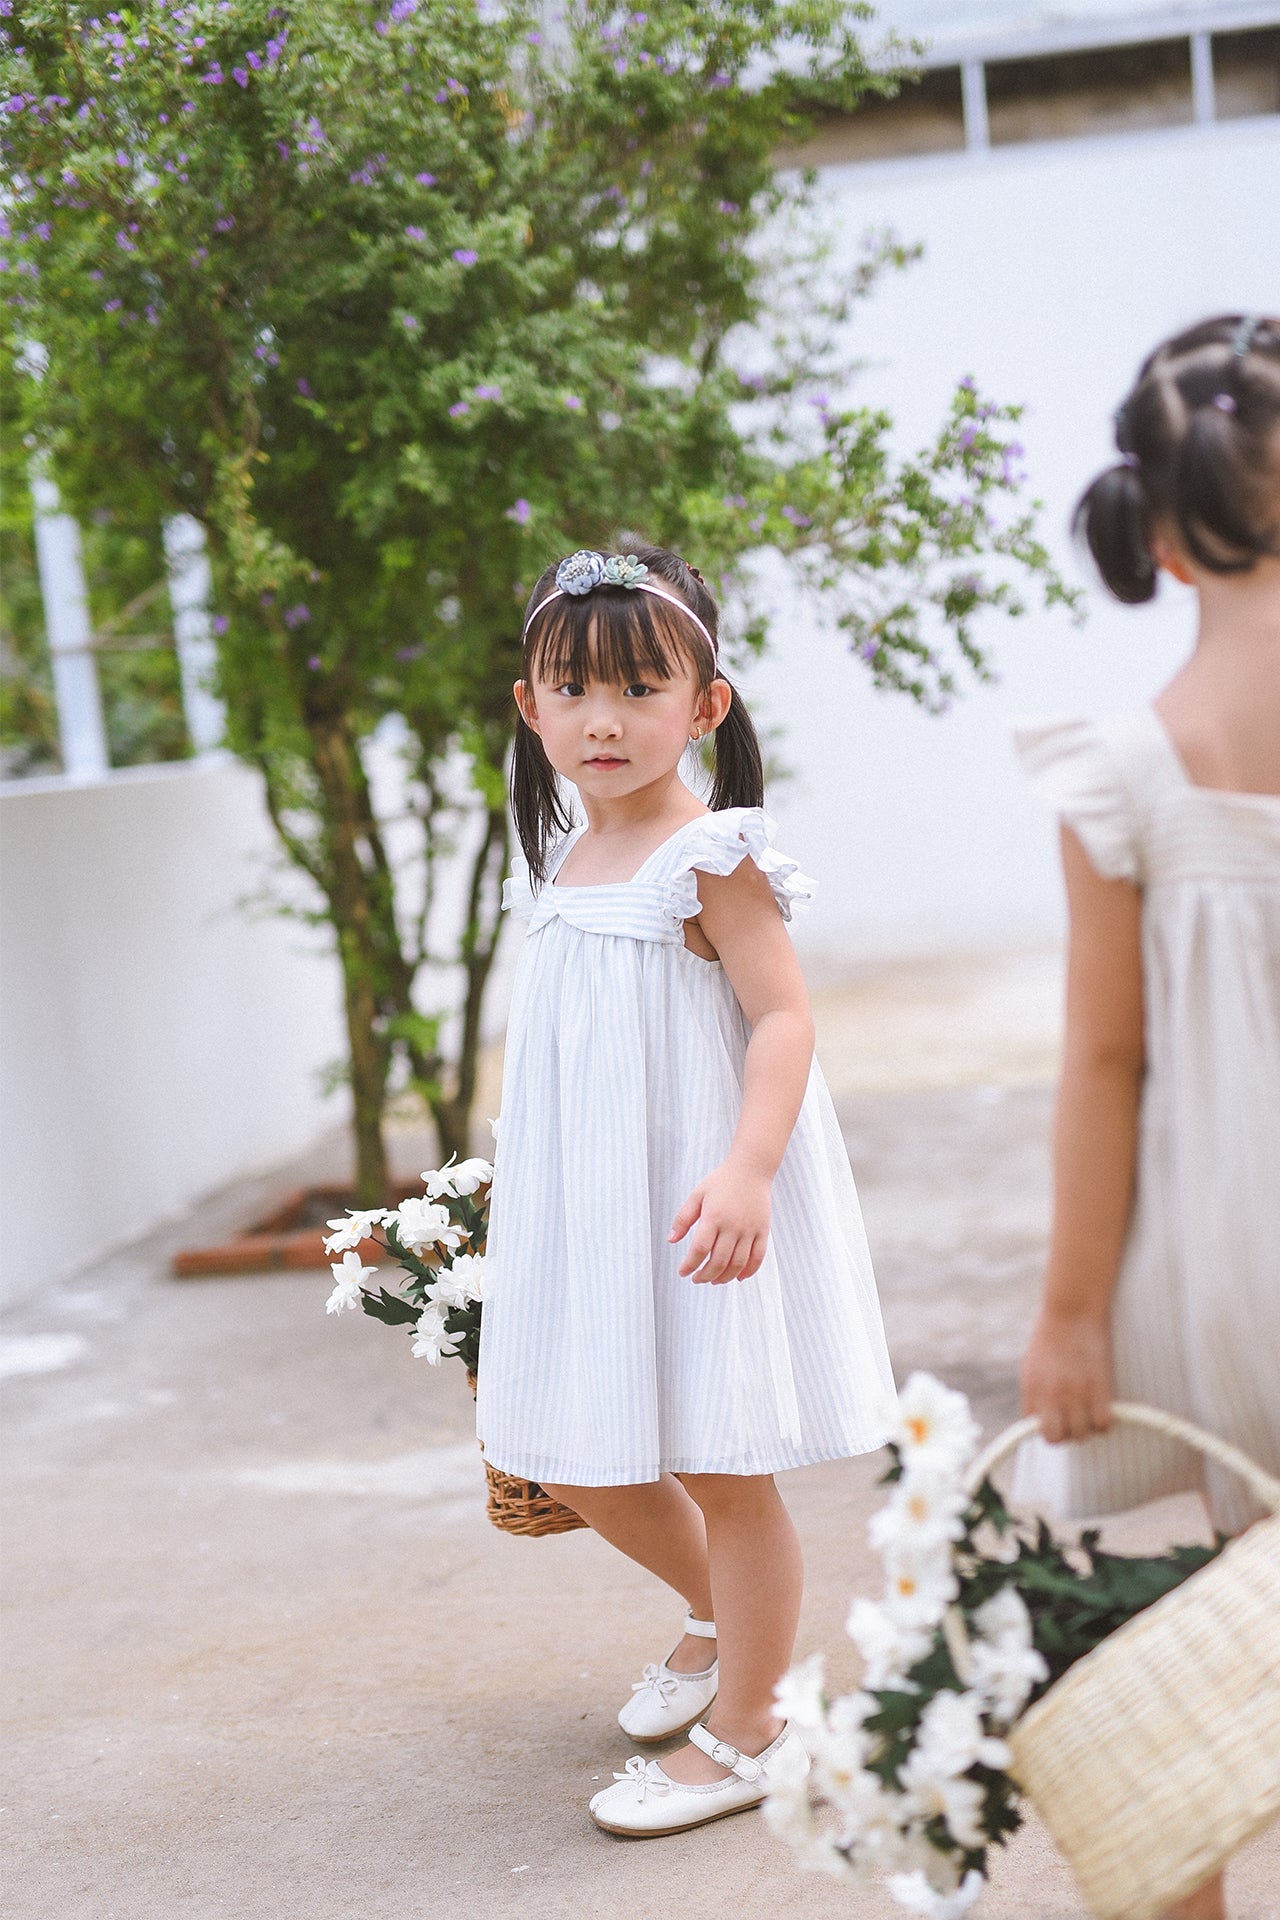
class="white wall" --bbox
[738,116,1280,967]
[0,757,345,1304]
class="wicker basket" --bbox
[465,1373,587,1538]
[964,1404,1280,1920]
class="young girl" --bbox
[1016,315,1280,1920]
[476,543,896,1837]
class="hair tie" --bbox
[1120,450,1141,469]
[1212,392,1237,414]
[1231,315,1262,358]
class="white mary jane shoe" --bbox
[616,1613,718,1743]
[589,1719,809,1838]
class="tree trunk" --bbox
[307,713,401,1203]
[430,802,509,1159]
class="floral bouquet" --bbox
[765,1374,1222,1918]
[321,1153,494,1376]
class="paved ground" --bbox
[4,955,1277,1920]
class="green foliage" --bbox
[3,0,1078,1187]
[0,448,189,773]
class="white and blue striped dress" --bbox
[475,807,896,1487]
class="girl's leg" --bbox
[541,1473,716,1674]
[1162,1875,1225,1920]
[658,1472,803,1786]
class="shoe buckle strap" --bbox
[683,1613,717,1640]
[688,1721,765,1783]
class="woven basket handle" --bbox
[964,1402,1280,1513]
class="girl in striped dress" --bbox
[1017,316,1280,1920]
[476,544,895,1838]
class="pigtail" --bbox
[1077,313,1280,604]
[709,682,765,811]
[1073,463,1156,605]
[510,712,574,884]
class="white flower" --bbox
[773,1652,827,1731]
[882,1543,959,1631]
[913,1689,1012,1779]
[420,1154,493,1199]
[893,1374,980,1476]
[390,1196,464,1253]
[968,1587,1048,1725]
[885,1866,986,1919]
[430,1252,486,1311]
[325,1248,378,1313]
[898,1757,989,1851]
[846,1596,931,1690]
[761,1778,852,1878]
[870,1468,969,1555]
[322,1207,389,1255]
[409,1303,458,1364]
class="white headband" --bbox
[522,551,718,663]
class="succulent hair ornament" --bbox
[524,549,718,659]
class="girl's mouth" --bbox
[585,755,627,768]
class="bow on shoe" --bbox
[630,1662,680,1706]
[612,1755,671,1803]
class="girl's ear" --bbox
[1152,532,1195,587]
[513,679,541,733]
[700,678,734,734]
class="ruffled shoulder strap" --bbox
[655,807,814,925]
[1012,716,1145,883]
[501,850,537,922]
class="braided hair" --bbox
[1076,314,1280,603]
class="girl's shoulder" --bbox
[655,806,815,924]
[1011,710,1177,884]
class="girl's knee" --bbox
[679,1471,778,1516]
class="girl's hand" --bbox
[669,1160,771,1284]
[1020,1308,1114,1444]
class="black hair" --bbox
[510,544,764,882]
[1075,314,1280,603]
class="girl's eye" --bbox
[555,682,585,698]
[623,683,654,698]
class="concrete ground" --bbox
[4,953,1277,1920]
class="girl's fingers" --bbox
[678,1235,712,1278]
[668,1192,703,1244]
[741,1233,768,1278]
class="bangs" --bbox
[525,590,709,688]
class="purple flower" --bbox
[415,171,436,185]
[404,224,426,241]
[297,377,313,396]
[451,248,477,266]
[115,150,130,166]
[474,383,502,401]
[246,51,262,69]
[780,505,811,527]
[202,65,224,84]
[614,56,627,75]
[395,644,423,661]
[717,200,739,215]
[390,0,417,17]
[563,394,583,410]
[307,655,322,670]
[958,375,975,392]
[709,70,731,88]
[505,498,532,526]
[284,604,311,628]
[860,640,877,662]
[231,66,249,86]
[212,614,230,635]
[448,401,470,417]
[401,314,419,330]
[958,425,977,450]
[213,215,235,232]
[104,298,122,311]
[527,30,542,43]
[115,230,136,250]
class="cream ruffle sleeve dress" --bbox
[475,807,896,1488]
[1013,708,1280,1534]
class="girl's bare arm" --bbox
[669,861,814,1285]
[1021,825,1145,1441]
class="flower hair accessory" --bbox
[524,549,718,660]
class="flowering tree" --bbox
[2,0,1074,1199]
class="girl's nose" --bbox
[585,701,623,738]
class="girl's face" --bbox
[516,647,723,804]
